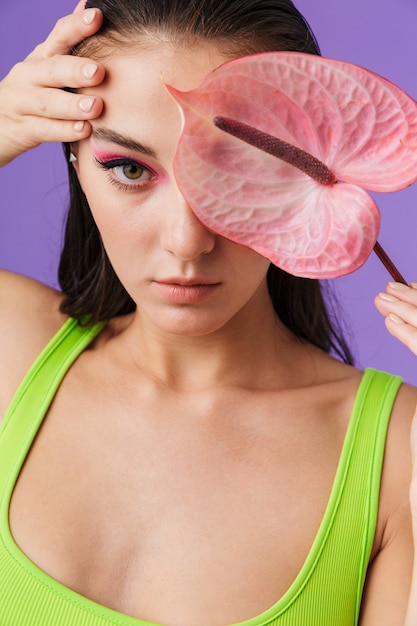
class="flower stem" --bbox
[373,241,407,284]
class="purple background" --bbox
[1,0,417,382]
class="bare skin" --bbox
[2,273,415,626]
[375,282,417,356]
[375,282,417,626]
[0,7,416,626]
[0,2,104,168]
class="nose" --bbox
[160,187,216,260]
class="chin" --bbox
[140,306,236,338]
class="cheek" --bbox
[232,246,271,279]
[76,169,148,243]
[223,244,271,299]
[76,152,162,233]
[91,205,155,261]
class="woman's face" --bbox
[74,41,272,337]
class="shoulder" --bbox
[378,379,416,532]
[0,269,66,418]
[366,375,416,532]
[315,359,415,530]
[383,379,416,494]
[358,378,416,624]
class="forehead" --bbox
[88,42,230,140]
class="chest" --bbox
[8,376,348,625]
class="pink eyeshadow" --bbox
[90,145,127,162]
[90,143,168,184]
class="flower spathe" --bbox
[166,52,417,279]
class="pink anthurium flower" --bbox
[166,52,417,279]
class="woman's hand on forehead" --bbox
[0,6,105,167]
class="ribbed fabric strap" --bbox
[0,319,402,625]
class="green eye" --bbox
[122,163,145,180]
[95,157,156,190]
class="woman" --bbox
[0,1,416,624]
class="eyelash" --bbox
[94,157,156,192]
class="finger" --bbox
[375,296,417,345]
[20,116,94,148]
[386,281,417,304]
[6,56,105,124]
[384,315,417,356]
[13,86,103,123]
[0,117,94,166]
[375,294,417,327]
[10,54,105,94]
[28,8,103,60]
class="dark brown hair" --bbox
[59,0,354,364]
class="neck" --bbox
[113,296,299,392]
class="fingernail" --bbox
[411,282,417,290]
[73,121,85,132]
[83,63,98,79]
[389,313,405,324]
[388,281,410,291]
[379,293,399,302]
[79,97,95,112]
[82,8,96,25]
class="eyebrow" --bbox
[91,127,158,159]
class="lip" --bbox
[153,278,221,304]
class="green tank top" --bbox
[0,317,402,626]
